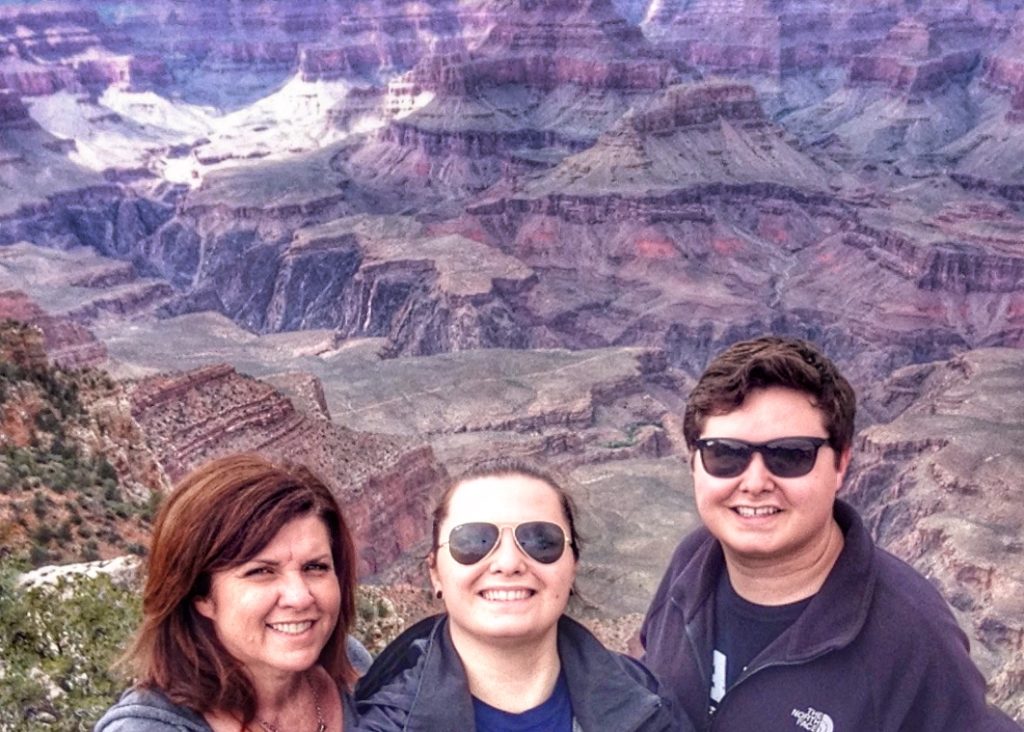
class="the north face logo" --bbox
[791,707,834,732]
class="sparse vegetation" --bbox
[0,326,156,568]
[600,420,663,449]
[0,559,139,731]
[0,557,408,731]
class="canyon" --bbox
[0,0,1022,724]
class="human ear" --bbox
[834,446,853,491]
[427,551,442,597]
[194,595,215,620]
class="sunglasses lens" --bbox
[762,439,822,478]
[447,523,499,565]
[514,521,568,564]
[699,439,753,478]
[698,438,825,478]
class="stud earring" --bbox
[435,589,443,600]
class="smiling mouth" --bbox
[480,589,534,602]
[267,621,314,635]
[733,506,781,517]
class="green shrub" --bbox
[0,560,140,730]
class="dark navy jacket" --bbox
[356,613,693,732]
[641,500,1021,732]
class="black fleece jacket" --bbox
[641,500,1021,732]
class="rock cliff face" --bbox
[508,80,837,200]
[846,348,1024,719]
[642,0,902,77]
[129,363,447,574]
[339,0,681,196]
[0,290,106,369]
[0,5,167,97]
[847,18,980,97]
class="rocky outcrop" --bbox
[129,363,447,574]
[0,5,168,95]
[979,11,1024,121]
[17,555,141,591]
[339,0,680,196]
[0,185,177,254]
[846,348,1024,719]
[497,80,837,203]
[0,90,31,126]
[842,226,1024,295]
[0,290,106,369]
[0,316,48,371]
[158,211,538,356]
[642,1,902,77]
[848,19,980,97]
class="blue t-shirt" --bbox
[472,670,573,732]
[710,570,811,713]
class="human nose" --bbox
[738,452,775,493]
[279,571,315,606]
[488,527,525,573]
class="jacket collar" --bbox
[360,613,666,731]
[556,615,665,730]
[668,499,877,662]
[404,617,477,730]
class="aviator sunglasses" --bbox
[695,436,828,479]
[439,521,571,565]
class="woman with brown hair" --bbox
[95,453,365,732]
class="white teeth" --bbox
[481,589,532,601]
[735,506,781,517]
[268,621,313,634]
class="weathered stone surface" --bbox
[129,363,447,574]
[18,556,141,592]
[846,348,1024,718]
[0,290,106,369]
[337,0,682,197]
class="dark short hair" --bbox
[124,453,358,724]
[683,336,856,463]
[430,459,581,561]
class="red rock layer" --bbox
[129,364,447,575]
[0,290,107,369]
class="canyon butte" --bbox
[0,0,1022,723]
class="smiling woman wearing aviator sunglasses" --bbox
[354,460,690,732]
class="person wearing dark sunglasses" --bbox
[355,460,690,732]
[640,336,1021,731]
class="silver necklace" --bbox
[256,672,326,732]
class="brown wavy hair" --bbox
[683,336,856,465]
[123,453,358,724]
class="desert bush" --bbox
[0,561,139,731]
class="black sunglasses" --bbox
[439,521,571,565]
[695,437,828,479]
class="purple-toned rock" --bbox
[847,348,1024,719]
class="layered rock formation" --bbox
[129,363,447,573]
[642,0,902,77]
[0,290,106,369]
[0,321,167,565]
[846,348,1024,719]
[0,6,139,96]
[513,80,838,199]
[339,0,682,196]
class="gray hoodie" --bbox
[94,636,371,731]
[92,688,212,732]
